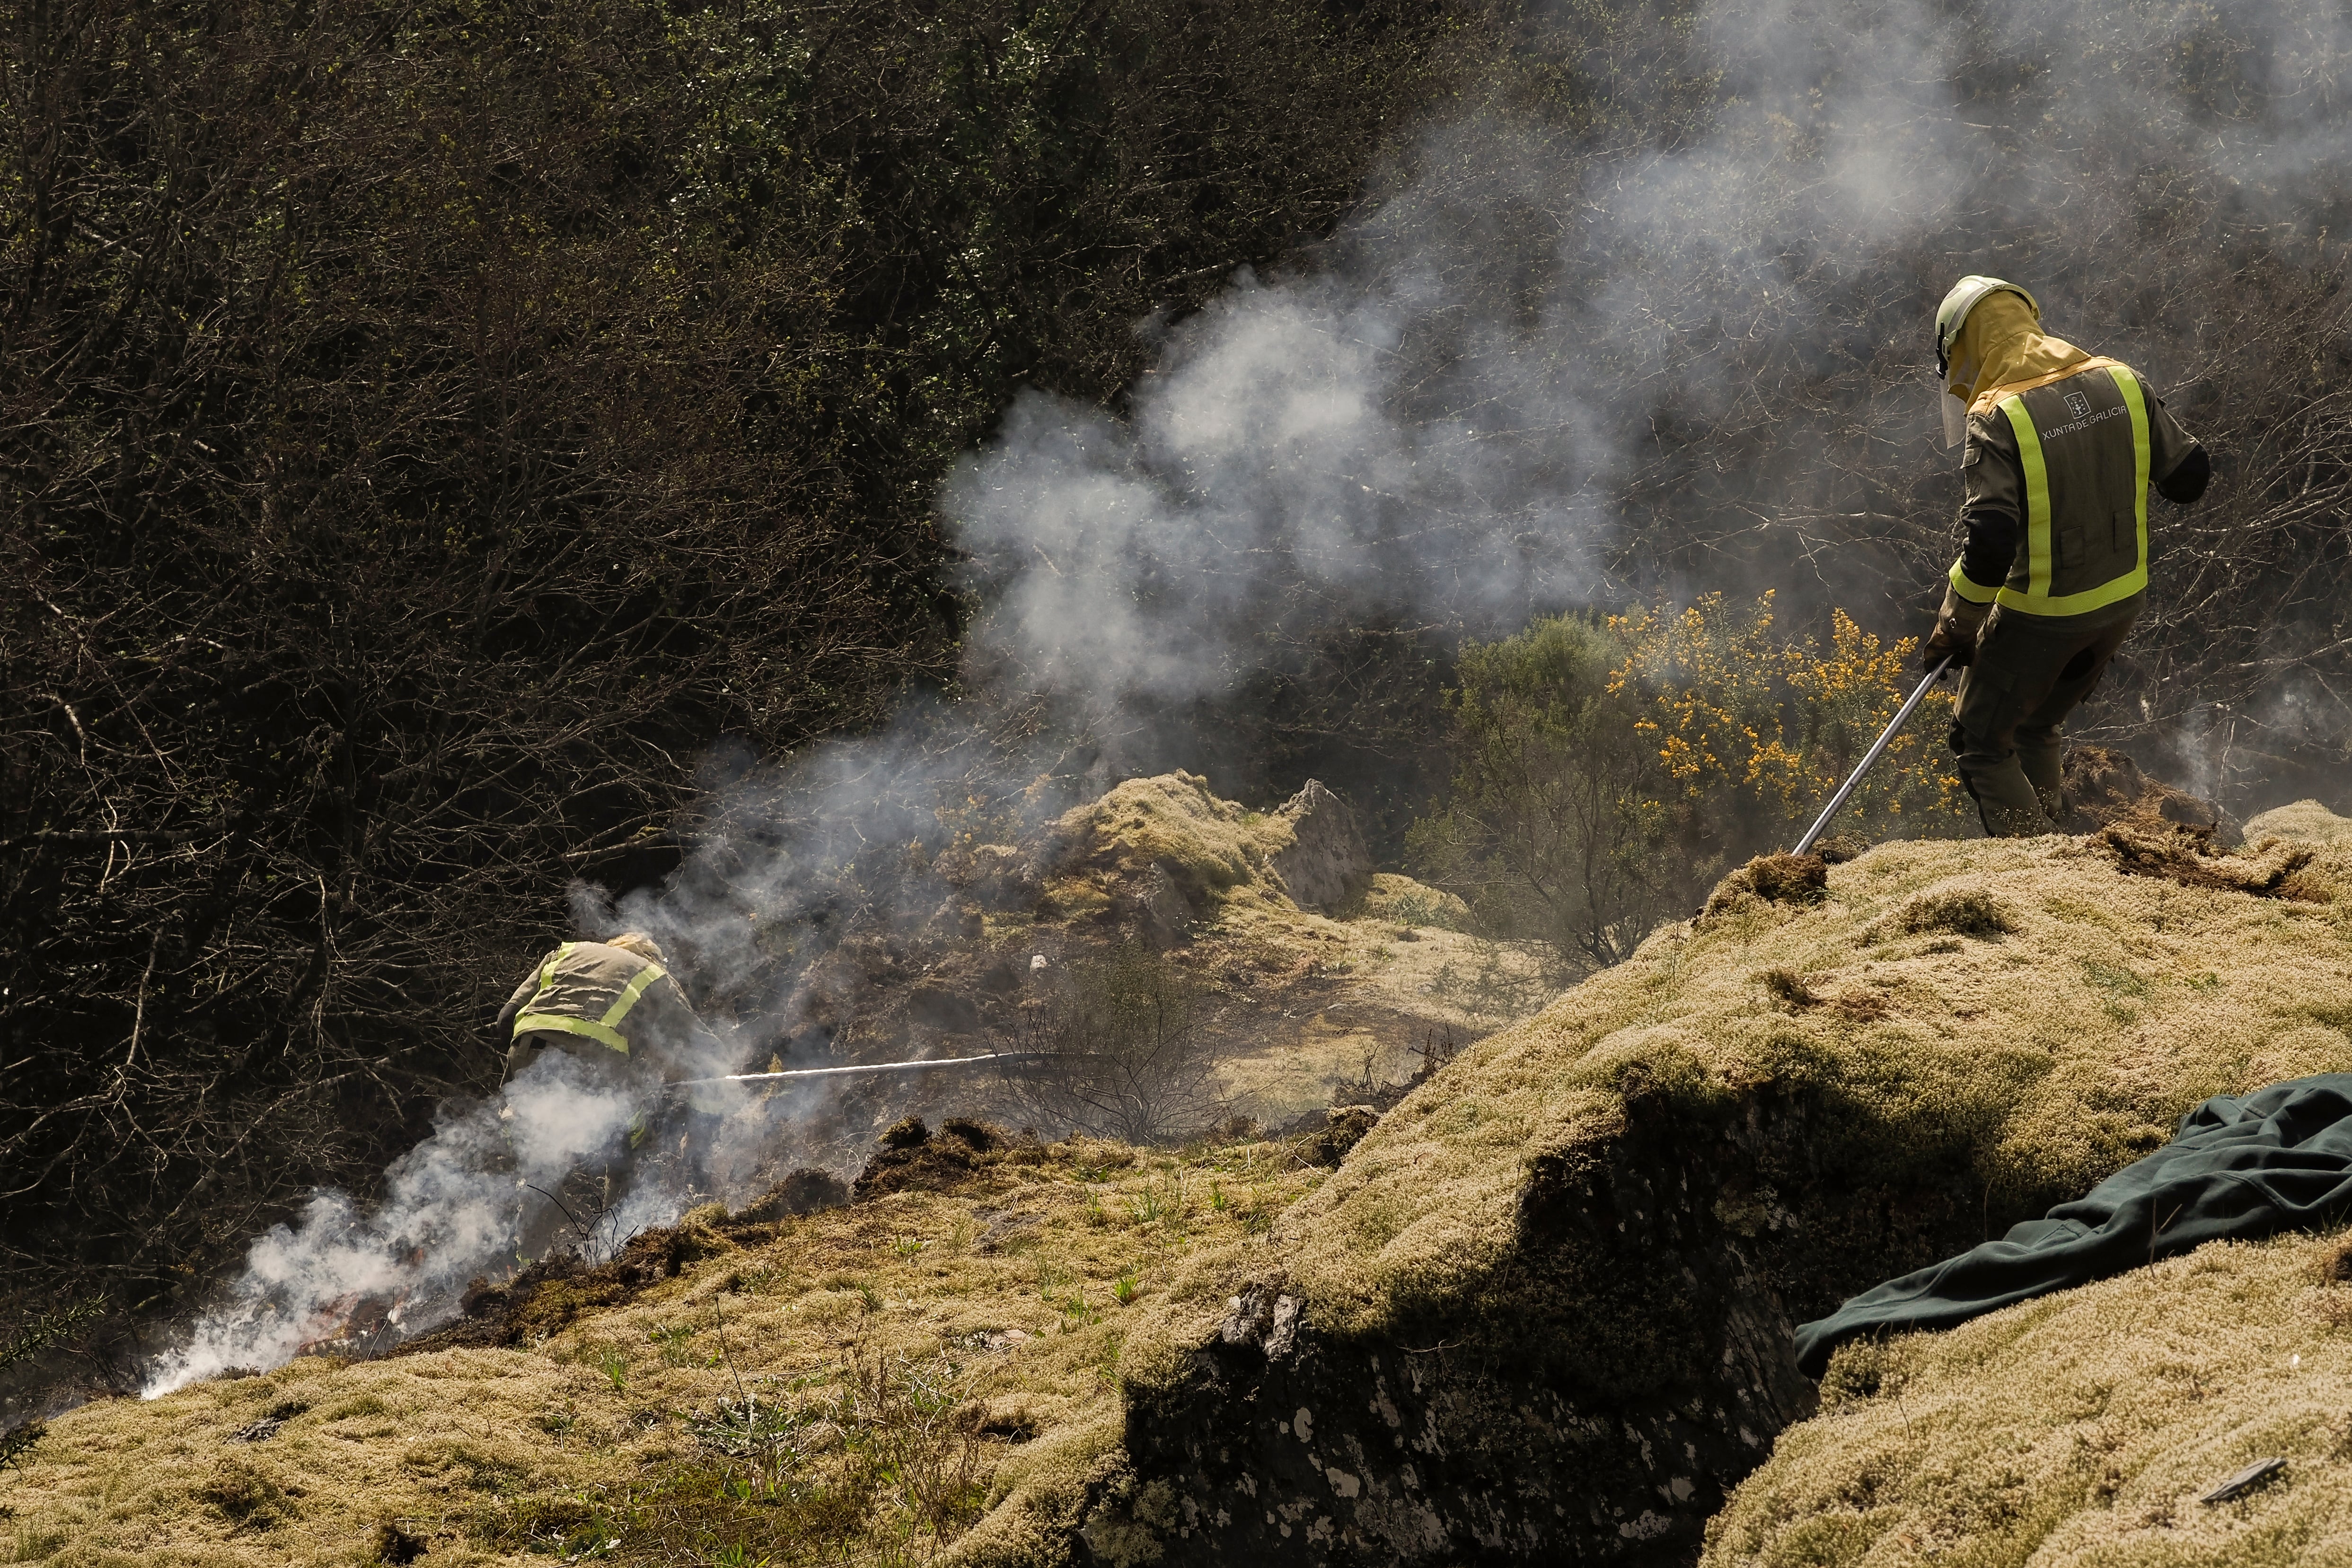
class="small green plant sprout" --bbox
[1113,1273,1140,1305]
[1210,1180,1229,1211]
[651,1323,697,1367]
[1083,1188,1109,1226]
[706,1545,770,1568]
[536,1399,580,1445]
[1058,1292,1101,1332]
[857,1282,883,1314]
[687,1393,812,1479]
[892,1235,926,1261]
[1128,1174,1178,1225]
[594,1346,629,1392]
[1242,1187,1275,1235]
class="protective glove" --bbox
[1922,587,1989,671]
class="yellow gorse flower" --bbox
[1607,593,1966,835]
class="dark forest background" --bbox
[8,0,2352,1343]
[1,0,1495,1323]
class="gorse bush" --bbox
[1409,595,1966,970]
[1611,596,1961,835]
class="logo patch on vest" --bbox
[2063,389,2092,420]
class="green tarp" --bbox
[1796,1074,2352,1377]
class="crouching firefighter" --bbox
[494,932,732,1259]
[1923,276,2211,836]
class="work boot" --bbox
[2016,733,2065,822]
[1960,757,2055,838]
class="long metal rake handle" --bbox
[1790,657,1954,857]
[672,1051,1053,1088]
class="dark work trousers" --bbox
[505,1031,655,1263]
[1952,594,2141,837]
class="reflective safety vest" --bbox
[1949,358,2153,617]
[509,941,685,1057]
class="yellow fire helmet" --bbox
[1932,275,2040,447]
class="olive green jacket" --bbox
[1951,358,2205,617]
[496,941,713,1086]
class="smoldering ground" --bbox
[146,0,2352,1388]
[140,1048,759,1397]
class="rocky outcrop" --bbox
[1101,1090,1941,1566]
[1270,780,1374,913]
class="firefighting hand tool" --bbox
[1791,657,1955,856]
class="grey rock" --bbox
[1270,780,1373,913]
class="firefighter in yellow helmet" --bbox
[1922,277,2211,836]
[495,931,729,1257]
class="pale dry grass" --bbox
[2247,798,2352,848]
[2,1141,1324,1566]
[1704,1229,2352,1568]
[3,1350,603,1567]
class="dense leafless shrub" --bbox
[997,946,1226,1145]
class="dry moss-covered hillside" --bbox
[957,806,2352,1566]
[0,1133,1327,1566]
[1269,819,2352,1354]
[16,805,2352,1568]
[1690,806,2352,1568]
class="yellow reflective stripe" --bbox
[1999,394,2052,600]
[1947,560,2000,603]
[600,962,667,1029]
[513,942,578,1041]
[2115,361,2152,583]
[1991,367,2151,617]
[1995,569,2149,615]
[514,1012,630,1053]
[510,942,663,1055]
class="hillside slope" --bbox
[955,806,2352,1565]
[11,804,2348,1567]
[1695,801,2352,1568]
[1701,1228,2352,1568]
[0,1132,1329,1565]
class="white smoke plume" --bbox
[141,1050,740,1397]
[938,0,2352,769]
[150,0,2352,1391]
